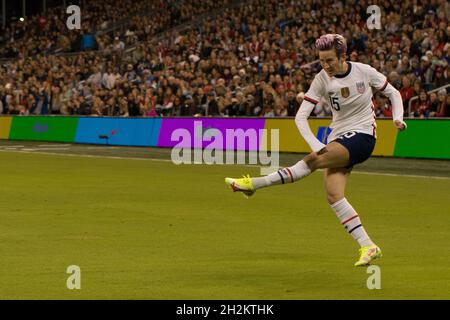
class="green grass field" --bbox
[0,144,449,299]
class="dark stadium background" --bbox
[1,1,84,25]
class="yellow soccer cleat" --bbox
[225,175,255,198]
[354,245,382,267]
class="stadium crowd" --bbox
[0,0,233,58]
[0,0,449,118]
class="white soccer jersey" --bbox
[304,62,388,142]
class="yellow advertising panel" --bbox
[263,118,397,156]
[0,117,12,139]
[372,119,398,156]
[263,118,332,153]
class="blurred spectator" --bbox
[262,105,275,117]
[428,92,440,117]
[411,90,431,118]
[374,93,393,118]
[432,66,448,88]
[400,76,415,113]
[206,93,220,116]
[286,91,300,116]
[437,89,450,117]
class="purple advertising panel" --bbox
[157,118,266,151]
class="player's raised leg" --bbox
[225,142,350,197]
[324,167,382,266]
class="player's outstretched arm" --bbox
[295,100,326,152]
[367,65,407,132]
[382,83,407,131]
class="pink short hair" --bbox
[315,34,347,58]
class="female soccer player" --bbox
[225,34,407,267]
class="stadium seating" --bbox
[0,0,448,117]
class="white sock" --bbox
[252,160,312,189]
[331,198,374,247]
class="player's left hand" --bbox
[394,120,407,131]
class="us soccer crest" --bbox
[340,87,350,98]
[356,81,366,94]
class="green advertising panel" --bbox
[394,119,450,159]
[9,116,79,143]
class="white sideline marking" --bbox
[0,145,24,148]
[86,146,115,149]
[0,149,174,163]
[350,170,450,180]
[35,148,71,151]
[0,149,449,181]
[38,144,71,147]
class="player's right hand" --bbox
[394,120,407,131]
